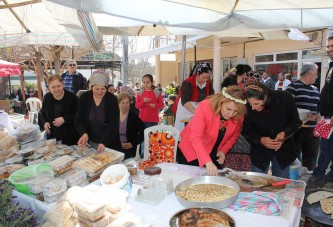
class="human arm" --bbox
[74,92,89,137]
[181,82,197,114]
[62,93,78,126]
[126,112,145,148]
[135,91,145,109]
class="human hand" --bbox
[44,122,51,134]
[149,103,156,108]
[261,136,283,151]
[144,98,151,103]
[216,152,225,164]
[205,161,218,176]
[78,133,89,145]
[274,131,286,141]
[52,117,65,127]
[121,143,133,149]
[96,144,105,153]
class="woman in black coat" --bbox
[41,75,79,145]
[242,82,301,178]
[221,64,252,89]
[118,92,144,159]
[75,70,120,151]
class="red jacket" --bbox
[179,99,244,167]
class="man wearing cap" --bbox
[75,70,120,152]
[61,59,87,94]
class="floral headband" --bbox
[222,87,247,104]
[247,84,265,93]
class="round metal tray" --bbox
[175,176,239,209]
[169,207,235,227]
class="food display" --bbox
[57,147,74,156]
[73,157,106,178]
[60,168,87,187]
[307,191,333,204]
[19,148,35,158]
[138,160,156,170]
[176,184,238,202]
[48,155,74,175]
[78,211,112,227]
[90,151,117,165]
[43,178,67,204]
[0,135,18,152]
[43,201,74,227]
[0,164,25,179]
[169,208,234,227]
[11,122,40,144]
[28,176,54,194]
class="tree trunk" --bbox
[35,51,43,100]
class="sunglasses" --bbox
[69,64,76,67]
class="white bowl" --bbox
[297,108,310,121]
[100,164,131,192]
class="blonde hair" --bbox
[117,92,132,104]
[47,75,63,85]
[209,85,246,120]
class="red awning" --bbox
[0,60,21,76]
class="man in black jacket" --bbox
[61,59,87,94]
[307,33,333,190]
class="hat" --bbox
[120,85,135,96]
[89,70,109,87]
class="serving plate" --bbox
[169,207,235,227]
[175,176,239,209]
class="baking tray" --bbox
[169,207,235,227]
[175,176,239,209]
[220,169,287,192]
[302,189,333,226]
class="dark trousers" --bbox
[296,128,320,171]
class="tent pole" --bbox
[8,75,12,97]
[19,70,26,101]
[181,35,186,83]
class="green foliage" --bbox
[166,86,177,96]
[0,180,37,227]
[24,82,37,90]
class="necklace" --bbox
[220,116,227,131]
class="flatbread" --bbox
[307,191,333,204]
[320,198,333,214]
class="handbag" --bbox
[313,119,333,139]
[229,135,251,154]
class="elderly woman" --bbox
[177,85,247,176]
[41,75,79,145]
[118,92,144,159]
[75,70,120,151]
[242,82,301,178]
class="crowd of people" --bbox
[25,34,333,189]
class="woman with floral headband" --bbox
[243,82,301,178]
[177,85,247,176]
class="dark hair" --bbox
[108,84,114,88]
[328,32,333,41]
[189,62,212,77]
[246,82,272,110]
[236,64,252,76]
[142,74,154,82]
[168,94,176,102]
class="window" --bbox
[255,55,273,63]
[276,52,297,61]
[254,63,298,82]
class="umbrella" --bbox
[0,60,25,100]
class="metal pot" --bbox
[175,176,239,209]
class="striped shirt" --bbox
[286,80,320,126]
[62,73,73,92]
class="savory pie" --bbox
[178,208,231,227]
[176,184,238,202]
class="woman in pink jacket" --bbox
[177,85,247,176]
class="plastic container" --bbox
[37,146,50,154]
[18,148,35,158]
[43,178,67,197]
[28,176,54,194]
[45,138,56,146]
[61,168,87,187]
[74,157,106,177]
[44,190,66,204]
[100,164,132,193]
[78,211,112,227]
[27,158,45,166]
[57,147,74,156]
[5,155,23,165]
[8,163,54,195]
[48,155,74,175]
[289,158,302,180]
[71,193,106,222]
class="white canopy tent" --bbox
[47,0,333,36]
[0,0,101,47]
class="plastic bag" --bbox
[10,121,40,144]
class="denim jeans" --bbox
[140,122,158,159]
[312,134,333,178]
[251,155,290,178]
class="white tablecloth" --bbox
[0,112,14,131]
[13,163,301,227]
